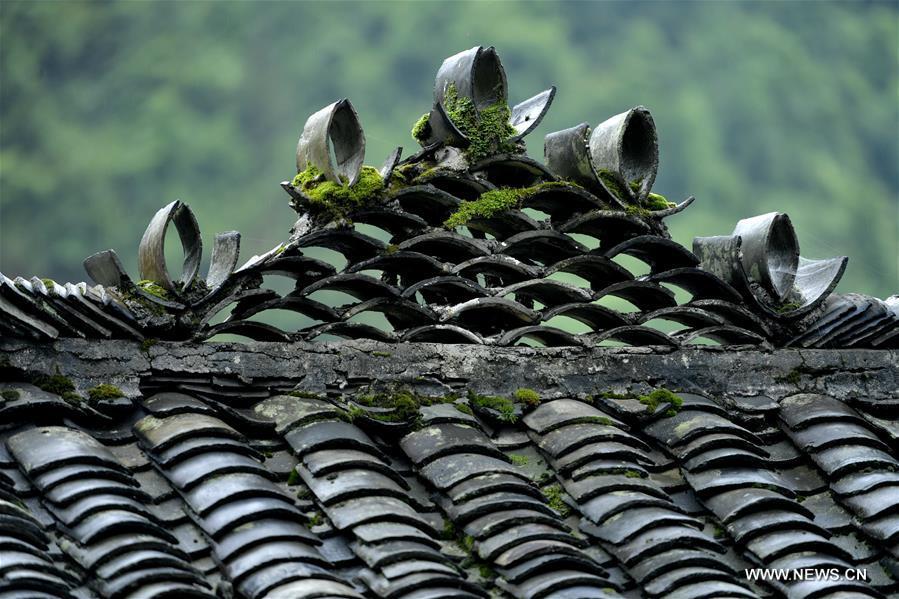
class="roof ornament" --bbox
[544,106,661,208]
[418,46,555,154]
[296,98,366,186]
[84,200,241,305]
[694,212,847,321]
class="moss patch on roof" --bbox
[467,390,517,423]
[411,112,431,143]
[443,83,516,162]
[542,483,571,517]
[33,373,82,404]
[514,387,540,407]
[291,164,385,221]
[444,181,581,228]
[639,387,684,416]
[87,384,124,402]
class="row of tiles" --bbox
[0,386,896,592]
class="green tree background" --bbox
[1,0,896,299]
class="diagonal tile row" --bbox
[520,398,756,599]
[132,399,363,599]
[0,274,142,342]
[788,294,899,349]
[0,435,84,598]
[639,394,885,598]
[707,391,899,593]
[398,405,621,599]
[780,394,899,561]
[5,425,214,598]
[252,394,485,599]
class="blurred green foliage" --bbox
[1,0,896,299]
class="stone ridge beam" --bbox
[1,338,896,402]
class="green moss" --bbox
[307,511,324,527]
[41,278,56,288]
[371,351,392,358]
[411,112,431,142]
[509,454,530,466]
[444,181,580,228]
[136,280,171,300]
[598,169,629,201]
[385,243,399,255]
[461,534,475,551]
[444,187,525,228]
[513,388,540,407]
[291,164,385,221]
[33,374,81,403]
[351,388,423,422]
[87,384,123,402]
[645,192,674,211]
[346,405,366,422]
[441,519,456,540]
[638,388,683,415]
[624,204,652,218]
[542,484,571,517]
[454,403,474,416]
[585,415,614,426]
[712,524,726,539]
[624,470,643,479]
[140,338,158,353]
[415,166,443,182]
[442,82,516,162]
[468,391,517,423]
[1,389,20,401]
[286,469,301,486]
[477,564,496,580]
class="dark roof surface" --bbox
[1,373,898,598]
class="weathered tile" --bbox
[300,467,407,506]
[214,518,321,562]
[7,426,125,476]
[615,525,725,566]
[400,424,506,466]
[198,496,303,539]
[168,451,274,491]
[586,507,700,546]
[419,453,529,490]
[184,472,289,516]
[253,395,339,434]
[224,540,328,583]
[284,421,387,461]
[134,414,242,452]
[523,399,626,435]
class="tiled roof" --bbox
[1,360,898,598]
